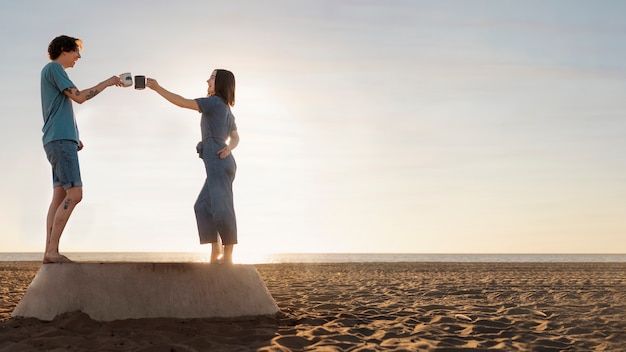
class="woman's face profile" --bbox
[206,70,217,96]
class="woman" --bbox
[146,70,239,263]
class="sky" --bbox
[1,1,625,259]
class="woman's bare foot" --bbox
[43,253,73,264]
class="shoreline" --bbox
[2,252,626,264]
[2,262,625,351]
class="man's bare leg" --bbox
[45,186,66,255]
[222,244,234,264]
[43,186,82,263]
[210,243,222,263]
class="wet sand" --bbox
[1,261,625,351]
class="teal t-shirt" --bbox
[41,61,78,145]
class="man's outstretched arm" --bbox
[64,76,121,104]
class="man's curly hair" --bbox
[48,35,83,60]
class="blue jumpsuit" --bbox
[194,96,237,245]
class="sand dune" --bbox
[1,261,625,351]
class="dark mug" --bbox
[134,75,146,89]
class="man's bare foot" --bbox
[43,253,73,264]
[222,253,233,264]
[210,253,223,264]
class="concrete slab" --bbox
[11,263,279,321]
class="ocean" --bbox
[1,252,625,263]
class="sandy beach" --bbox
[1,261,625,351]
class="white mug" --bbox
[119,72,133,87]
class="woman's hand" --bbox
[146,78,159,90]
[218,131,239,158]
[217,145,231,159]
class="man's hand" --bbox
[106,75,123,87]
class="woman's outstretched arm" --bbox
[146,78,199,111]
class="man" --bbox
[41,35,121,263]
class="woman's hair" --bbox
[48,35,83,60]
[214,69,236,107]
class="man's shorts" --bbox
[44,140,82,190]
